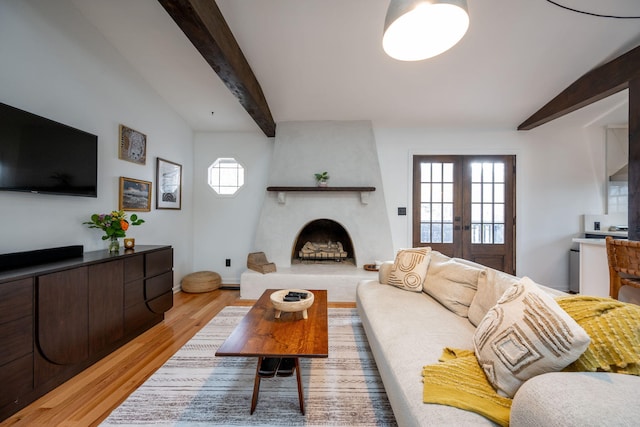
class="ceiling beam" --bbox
[158,0,276,137]
[518,45,640,131]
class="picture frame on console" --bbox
[156,157,182,210]
[119,177,152,212]
[118,124,147,165]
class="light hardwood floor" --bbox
[1,289,355,426]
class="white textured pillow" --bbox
[468,268,520,326]
[387,248,431,292]
[422,254,483,317]
[473,277,591,398]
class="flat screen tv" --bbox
[0,101,98,197]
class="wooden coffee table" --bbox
[215,289,328,414]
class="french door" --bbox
[412,155,516,274]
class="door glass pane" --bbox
[483,204,493,222]
[472,183,481,202]
[483,224,493,243]
[432,162,442,181]
[494,204,504,222]
[483,183,493,203]
[421,183,431,201]
[471,224,481,243]
[483,163,493,181]
[432,204,442,222]
[432,223,442,243]
[421,163,431,180]
[443,183,453,202]
[494,163,505,183]
[471,163,482,182]
[443,203,453,222]
[421,223,431,243]
[471,203,481,222]
[494,224,505,244]
[432,183,442,203]
[421,203,431,221]
[494,183,504,203]
[443,223,454,243]
[443,163,453,182]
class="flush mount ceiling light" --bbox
[383,0,469,61]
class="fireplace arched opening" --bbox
[291,218,355,265]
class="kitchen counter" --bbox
[573,238,606,245]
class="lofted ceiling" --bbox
[71,0,640,134]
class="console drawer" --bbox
[145,271,173,301]
[145,249,173,277]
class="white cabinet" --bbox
[574,239,610,297]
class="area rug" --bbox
[101,306,397,426]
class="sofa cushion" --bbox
[423,251,483,317]
[474,277,591,398]
[468,268,520,326]
[387,248,431,292]
[556,295,640,375]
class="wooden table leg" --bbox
[251,357,262,414]
[295,358,305,415]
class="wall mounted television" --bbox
[0,101,98,197]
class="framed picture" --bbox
[156,157,182,210]
[119,124,147,165]
[119,177,152,212]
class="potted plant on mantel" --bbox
[314,171,329,187]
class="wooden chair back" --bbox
[605,236,640,299]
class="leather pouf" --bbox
[181,271,221,293]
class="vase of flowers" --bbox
[84,210,144,252]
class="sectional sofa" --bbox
[356,249,640,426]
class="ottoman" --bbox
[182,271,222,293]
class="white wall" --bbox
[192,132,272,283]
[0,0,194,286]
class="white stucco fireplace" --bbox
[240,120,394,302]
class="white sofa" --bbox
[356,251,640,427]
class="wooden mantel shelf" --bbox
[266,186,376,204]
[267,186,375,192]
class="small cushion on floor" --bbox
[181,271,221,293]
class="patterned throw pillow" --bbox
[387,248,431,292]
[473,277,591,398]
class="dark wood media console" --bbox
[0,245,174,420]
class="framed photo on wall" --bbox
[156,157,182,210]
[119,177,152,212]
[119,124,147,165]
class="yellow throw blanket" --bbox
[556,295,640,374]
[422,348,512,427]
